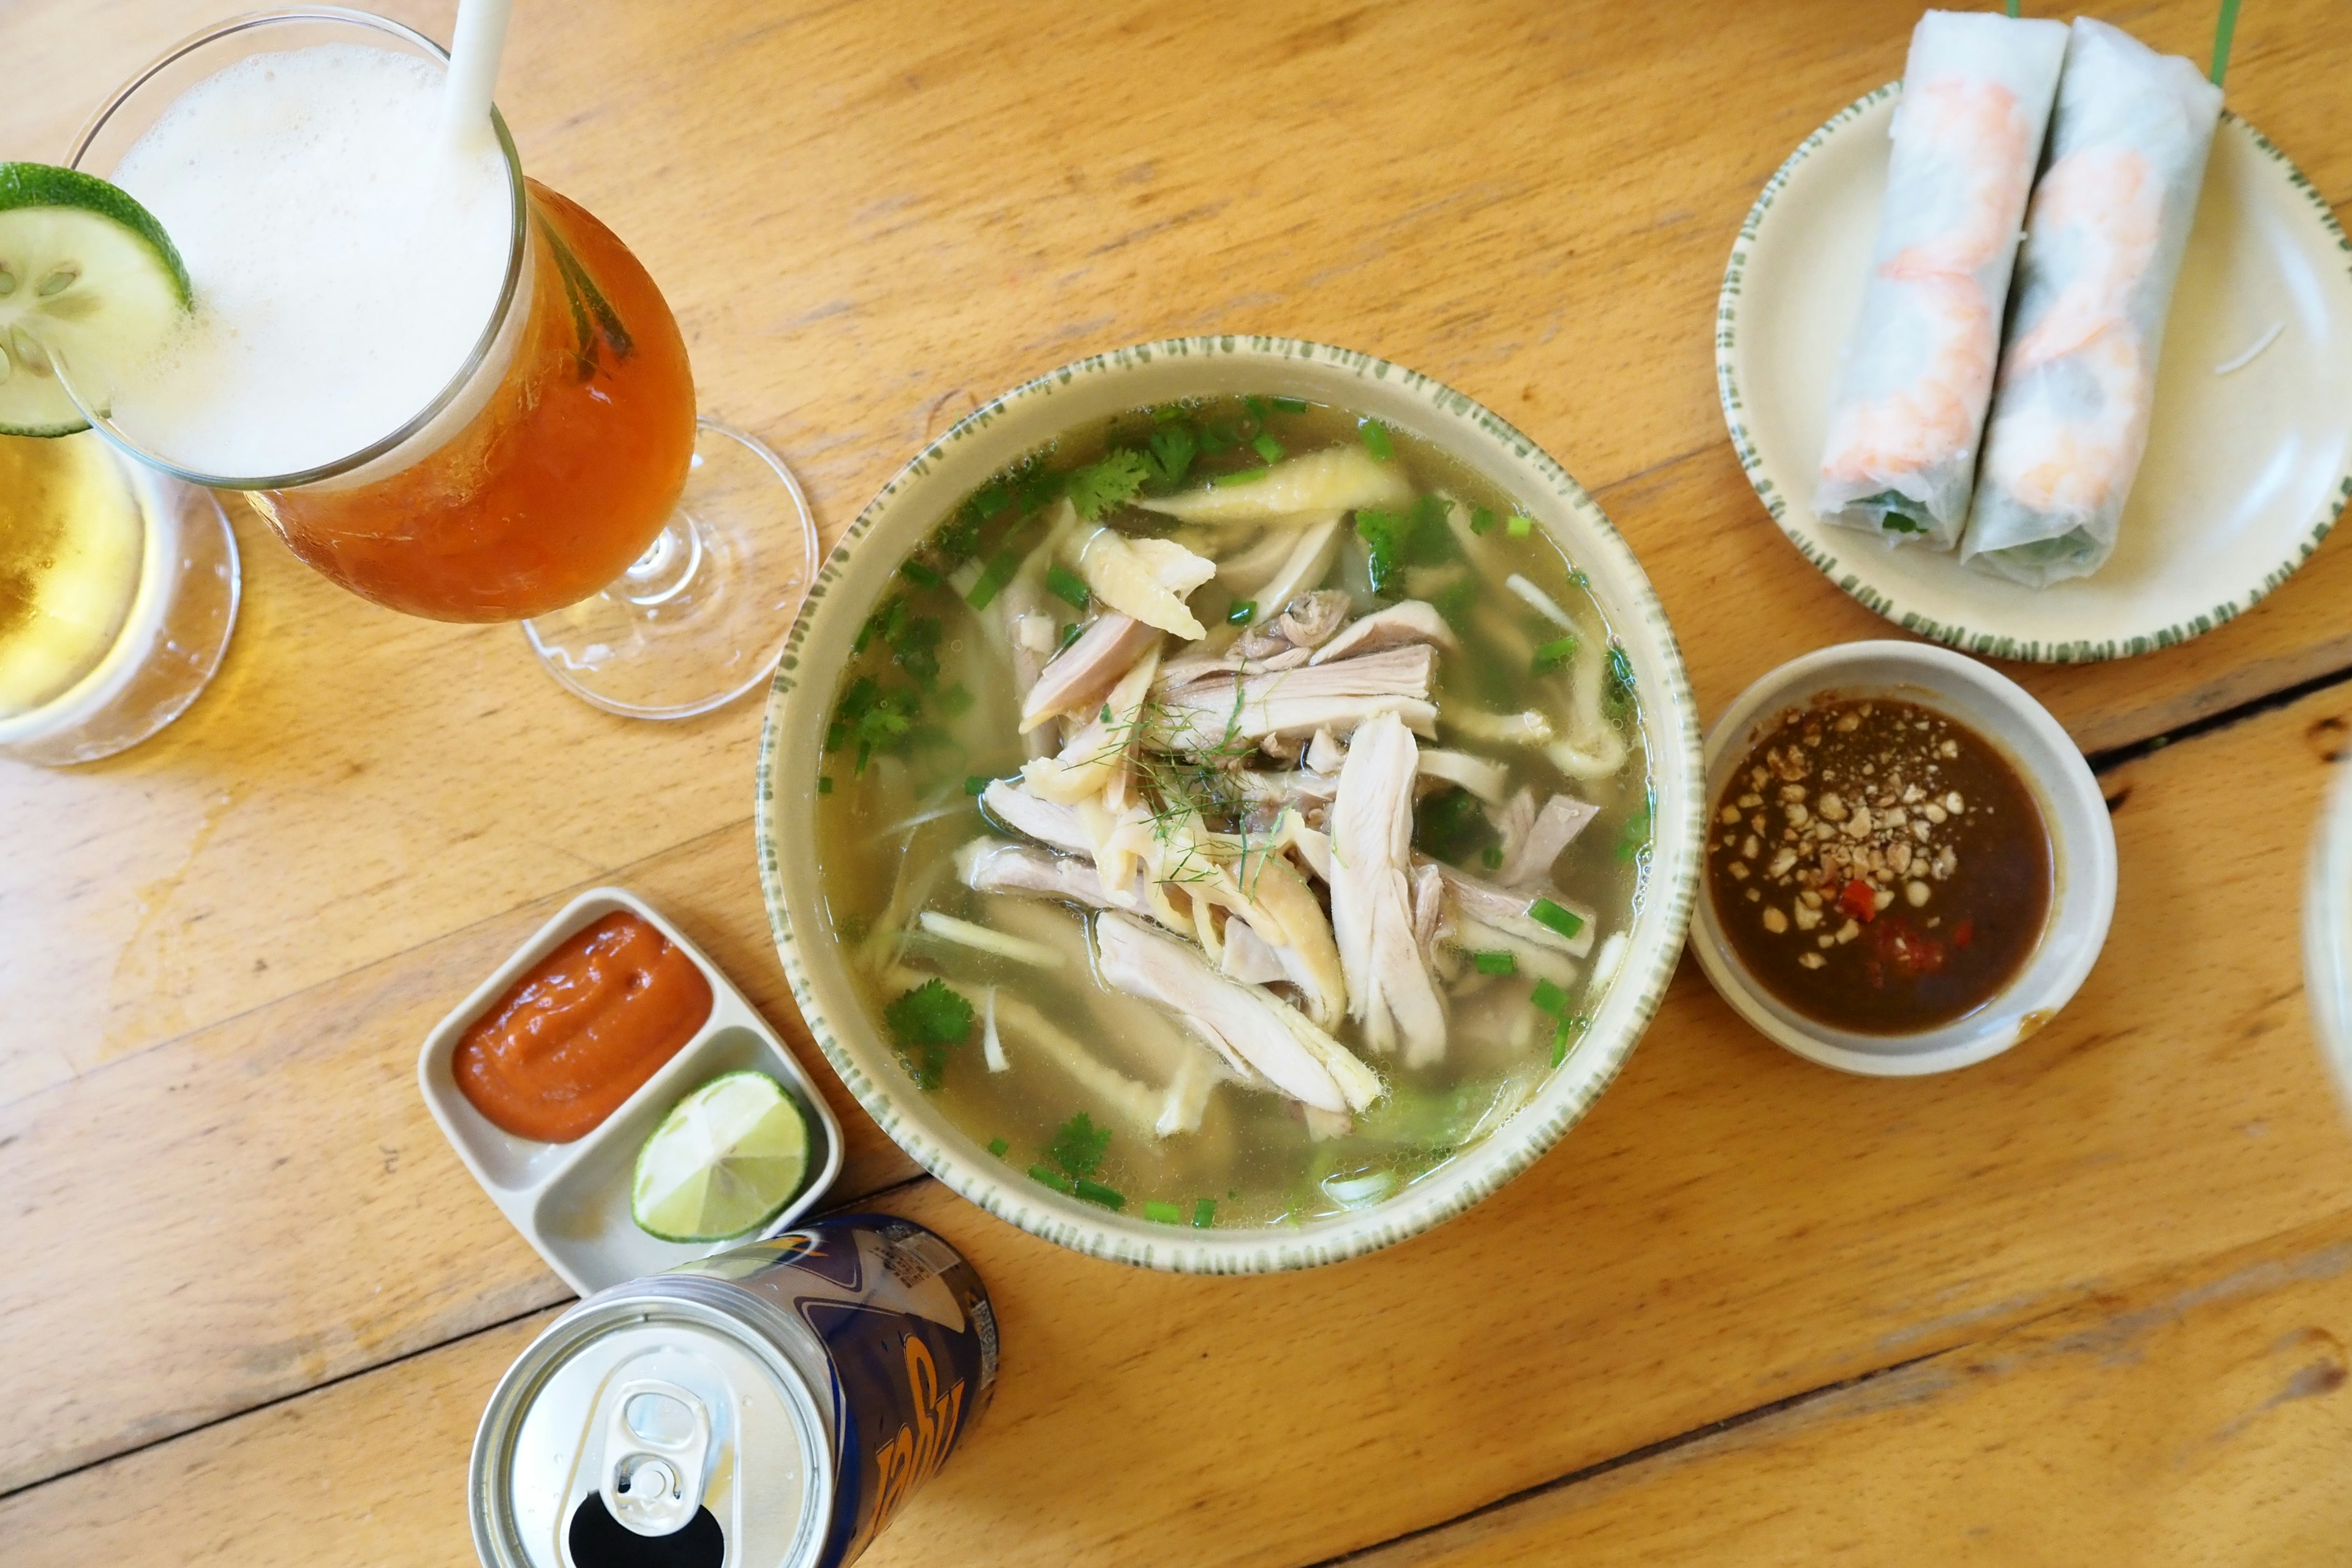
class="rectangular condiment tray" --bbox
[417,886,844,1294]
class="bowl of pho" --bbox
[757,336,1700,1271]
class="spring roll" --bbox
[1962,18,2224,586]
[1814,10,2068,551]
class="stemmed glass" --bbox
[62,7,816,720]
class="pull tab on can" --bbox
[599,1379,712,1538]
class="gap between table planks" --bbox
[13,1199,2352,1565]
[2,0,2346,1094]
[9,674,2352,1565]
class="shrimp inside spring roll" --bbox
[1814,10,2067,551]
[1961,17,2224,587]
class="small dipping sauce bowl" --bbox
[1689,641,2116,1076]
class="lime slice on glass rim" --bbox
[631,1070,813,1243]
[0,163,191,439]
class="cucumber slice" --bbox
[631,1071,812,1244]
[0,163,192,439]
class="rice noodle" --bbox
[916,911,1065,969]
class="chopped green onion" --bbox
[1244,395,1270,421]
[1057,621,1084,652]
[1529,979,1572,1016]
[1072,1177,1126,1210]
[1506,513,1532,538]
[1143,1199,1184,1224]
[1360,421,1395,461]
[1029,1164,1074,1194]
[1252,432,1284,464]
[971,483,1011,519]
[1046,564,1092,611]
[899,559,943,589]
[964,544,1024,611]
[1551,1019,1574,1066]
[1153,404,1186,423]
[1272,396,1309,413]
[1473,949,1517,976]
[987,1136,1009,1157]
[938,682,974,718]
[1471,506,1498,535]
[963,775,992,796]
[1227,600,1257,625]
[1212,467,1268,488]
[1532,635,1578,675]
[1529,897,1586,940]
[1480,845,1504,870]
[1192,1197,1217,1228]
[817,775,834,795]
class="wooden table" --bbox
[7,1,2352,1560]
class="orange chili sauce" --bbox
[453,911,713,1142]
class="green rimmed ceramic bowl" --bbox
[1720,90,2352,663]
[755,336,1702,1272]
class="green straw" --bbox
[2210,0,2241,86]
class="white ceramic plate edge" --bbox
[1718,88,2352,663]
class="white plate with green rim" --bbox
[755,335,1704,1273]
[1719,87,2352,663]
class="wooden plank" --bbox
[1341,1213,2352,1567]
[10,676,2352,1539]
[11,1161,2352,1566]
[0,821,922,1493]
[6,0,2350,1099]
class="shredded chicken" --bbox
[978,779,1093,856]
[1310,600,1458,665]
[1496,793,1600,888]
[1148,644,1439,753]
[1277,589,1354,649]
[1020,613,1162,733]
[1095,912,1379,1114]
[1330,710,1450,1066]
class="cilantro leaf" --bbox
[1146,424,1199,489]
[1065,450,1152,520]
[884,979,973,1090]
[1046,1112,1113,1178]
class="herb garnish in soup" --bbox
[1707,696,2050,1033]
[814,396,1653,1227]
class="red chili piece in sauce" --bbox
[453,912,713,1142]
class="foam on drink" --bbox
[107,44,512,478]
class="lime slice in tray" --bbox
[631,1070,813,1243]
[0,163,191,438]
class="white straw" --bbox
[443,0,515,149]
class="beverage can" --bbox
[470,1213,998,1568]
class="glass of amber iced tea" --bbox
[64,9,816,718]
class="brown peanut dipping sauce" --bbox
[1707,696,2051,1033]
